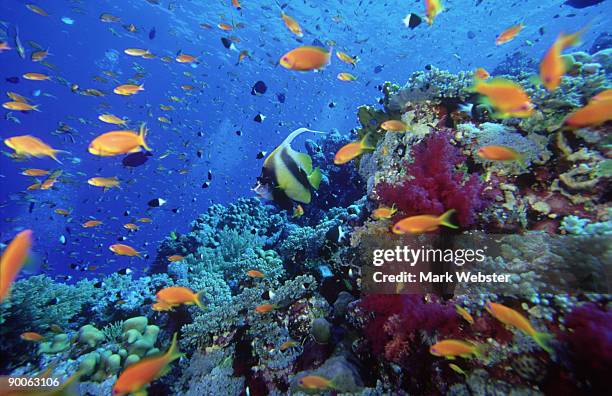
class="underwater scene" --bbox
[0,0,611,395]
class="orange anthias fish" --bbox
[3,101,39,111]
[485,302,553,353]
[372,205,397,220]
[26,4,49,16]
[167,255,184,262]
[293,204,304,218]
[472,78,534,118]
[255,303,276,313]
[31,49,49,62]
[392,209,458,234]
[564,92,612,127]
[474,67,490,80]
[430,339,485,359]
[336,51,358,67]
[40,170,62,190]
[298,375,336,391]
[280,46,331,71]
[109,243,141,258]
[477,145,525,166]
[424,0,444,26]
[495,24,524,45]
[337,72,357,82]
[156,286,205,309]
[82,220,102,228]
[88,124,151,156]
[380,120,408,132]
[54,208,70,216]
[176,54,197,63]
[281,12,303,37]
[0,230,33,302]
[99,114,127,125]
[113,84,144,96]
[138,217,153,223]
[247,269,265,278]
[21,331,45,341]
[23,72,50,81]
[21,168,49,176]
[218,22,233,31]
[8,92,30,103]
[0,41,12,52]
[88,176,120,189]
[124,48,149,57]
[540,27,586,91]
[455,305,475,325]
[334,134,375,165]
[123,223,139,231]
[113,333,182,396]
[4,135,66,163]
[279,340,298,351]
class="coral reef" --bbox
[1,45,610,396]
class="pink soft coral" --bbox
[376,131,487,227]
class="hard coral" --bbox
[375,132,487,227]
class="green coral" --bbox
[39,333,71,354]
[75,316,161,382]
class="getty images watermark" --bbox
[356,232,610,295]
[370,246,512,284]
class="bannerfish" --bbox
[253,128,325,210]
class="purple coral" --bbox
[376,131,487,227]
[561,302,612,393]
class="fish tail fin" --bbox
[533,332,554,354]
[308,167,322,190]
[439,209,459,229]
[55,369,84,396]
[360,133,376,151]
[518,153,528,169]
[194,291,206,309]
[32,104,41,112]
[563,22,591,49]
[474,343,489,361]
[528,74,542,87]
[165,332,183,362]
[139,84,145,91]
[50,149,69,164]
[139,123,152,151]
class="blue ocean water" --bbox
[0,0,608,280]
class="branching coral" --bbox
[375,132,488,227]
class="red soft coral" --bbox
[376,131,487,227]
[360,294,460,360]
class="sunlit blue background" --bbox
[0,0,609,280]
